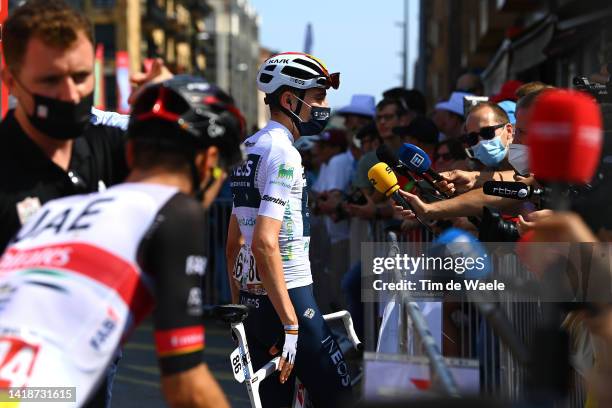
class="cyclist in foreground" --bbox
[0,76,244,407]
[226,52,353,407]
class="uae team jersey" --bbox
[0,183,208,407]
[230,121,312,294]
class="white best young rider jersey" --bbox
[230,121,312,294]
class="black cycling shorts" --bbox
[240,284,352,408]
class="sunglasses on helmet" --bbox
[313,72,340,90]
[461,123,507,147]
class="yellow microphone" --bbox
[368,162,433,233]
[368,162,400,197]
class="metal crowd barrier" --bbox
[365,219,587,407]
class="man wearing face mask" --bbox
[464,102,514,170]
[226,52,353,408]
[395,102,538,221]
[0,0,129,254]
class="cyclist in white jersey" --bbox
[226,52,352,408]
[0,76,245,407]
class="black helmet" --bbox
[128,75,246,171]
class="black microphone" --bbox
[375,144,417,183]
[483,181,542,200]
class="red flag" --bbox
[116,51,131,114]
[1,0,9,119]
[94,44,106,110]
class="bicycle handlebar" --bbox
[322,310,362,351]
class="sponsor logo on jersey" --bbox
[244,141,256,147]
[269,179,292,189]
[187,287,203,316]
[277,164,294,180]
[0,247,73,270]
[233,160,254,178]
[90,307,119,351]
[238,218,257,227]
[15,196,42,225]
[262,195,287,206]
[303,308,315,319]
[321,335,351,387]
[185,255,207,276]
[155,326,205,357]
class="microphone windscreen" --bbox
[528,89,603,184]
[433,228,491,279]
[375,144,399,167]
[398,143,432,173]
[368,162,399,197]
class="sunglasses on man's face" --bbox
[461,123,507,147]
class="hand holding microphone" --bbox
[368,162,433,233]
[398,143,453,198]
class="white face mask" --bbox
[508,144,530,176]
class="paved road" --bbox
[111,317,250,407]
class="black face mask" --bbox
[284,93,331,136]
[27,92,94,140]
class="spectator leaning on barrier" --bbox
[311,129,353,311]
[432,91,471,140]
[347,98,408,220]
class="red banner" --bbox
[116,51,131,113]
[94,44,106,110]
[1,0,9,119]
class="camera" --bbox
[478,206,520,242]
[345,188,367,206]
[573,76,611,103]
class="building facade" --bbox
[416,0,612,105]
[4,0,260,128]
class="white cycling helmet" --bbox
[257,52,340,95]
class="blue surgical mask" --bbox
[472,137,508,168]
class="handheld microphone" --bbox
[367,162,433,233]
[375,144,417,183]
[528,90,603,210]
[482,181,542,200]
[399,143,443,181]
[398,143,451,198]
[434,228,530,365]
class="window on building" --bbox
[94,24,116,59]
[64,0,84,9]
[92,0,116,7]
[104,74,117,111]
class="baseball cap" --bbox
[337,94,376,118]
[490,80,524,103]
[497,100,516,125]
[435,91,472,117]
[393,117,439,145]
